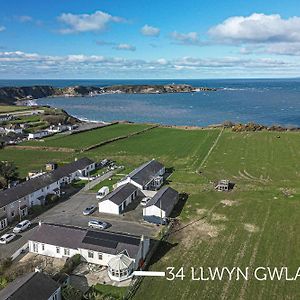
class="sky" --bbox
[0,0,300,79]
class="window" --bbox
[98,252,103,260]
[64,248,70,256]
[88,251,94,258]
[33,242,38,253]
[11,211,15,217]
[41,244,45,251]
[56,247,60,254]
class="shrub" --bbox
[62,285,83,300]
[0,258,12,275]
[60,254,81,275]
[45,194,59,205]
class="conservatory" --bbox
[107,254,134,281]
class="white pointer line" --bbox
[133,271,166,277]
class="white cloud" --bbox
[1,50,300,78]
[0,26,6,32]
[141,25,160,37]
[171,31,203,45]
[15,15,33,23]
[209,13,300,44]
[265,43,300,56]
[114,43,136,51]
[58,10,125,34]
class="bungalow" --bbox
[143,186,179,224]
[28,130,49,140]
[117,159,165,191]
[0,157,95,230]
[0,270,61,300]
[99,183,139,215]
[29,223,150,282]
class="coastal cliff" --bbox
[0,84,216,105]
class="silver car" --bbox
[13,220,31,233]
[83,205,96,216]
[88,220,108,230]
[0,233,16,244]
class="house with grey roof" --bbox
[116,159,165,191]
[143,186,179,224]
[0,270,61,300]
[29,222,150,282]
[98,183,139,215]
[0,157,95,230]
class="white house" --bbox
[0,270,61,300]
[47,124,69,133]
[0,114,13,122]
[29,223,150,282]
[117,159,165,191]
[143,186,179,225]
[99,183,139,215]
[28,130,50,140]
[4,124,23,134]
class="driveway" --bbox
[0,189,158,260]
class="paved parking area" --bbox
[0,190,159,260]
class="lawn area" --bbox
[92,283,127,299]
[133,129,300,300]
[86,127,221,171]
[0,148,76,177]
[22,123,153,150]
[2,124,300,299]
[0,105,32,113]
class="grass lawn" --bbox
[22,123,153,150]
[0,148,76,177]
[133,129,300,300]
[93,283,127,299]
[0,105,33,113]
[2,124,300,299]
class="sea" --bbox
[1,79,300,127]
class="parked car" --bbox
[140,197,151,206]
[88,220,108,230]
[83,205,96,216]
[0,233,16,244]
[13,220,31,233]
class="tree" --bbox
[62,285,83,300]
[0,161,18,189]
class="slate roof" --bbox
[102,183,138,205]
[126,159,164,187]
[30,223,143,259]
[146,186,179,216]
[0,271,60,300]
[0,157,94,208]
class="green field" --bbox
[1,124,300,299]
[0,105,33,113]
[0,148,75,177]
[22,123,152,150]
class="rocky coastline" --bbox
[0,84,217,105]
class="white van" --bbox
[96,186,109,199]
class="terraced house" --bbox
[0,157,95,230]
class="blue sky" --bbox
[0,0,300,78]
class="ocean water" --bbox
[1,79,300,127]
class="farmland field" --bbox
[1,124,300,299]
[22,123,153,150]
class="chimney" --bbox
[38,220,42,227]
[35,267,41,273]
